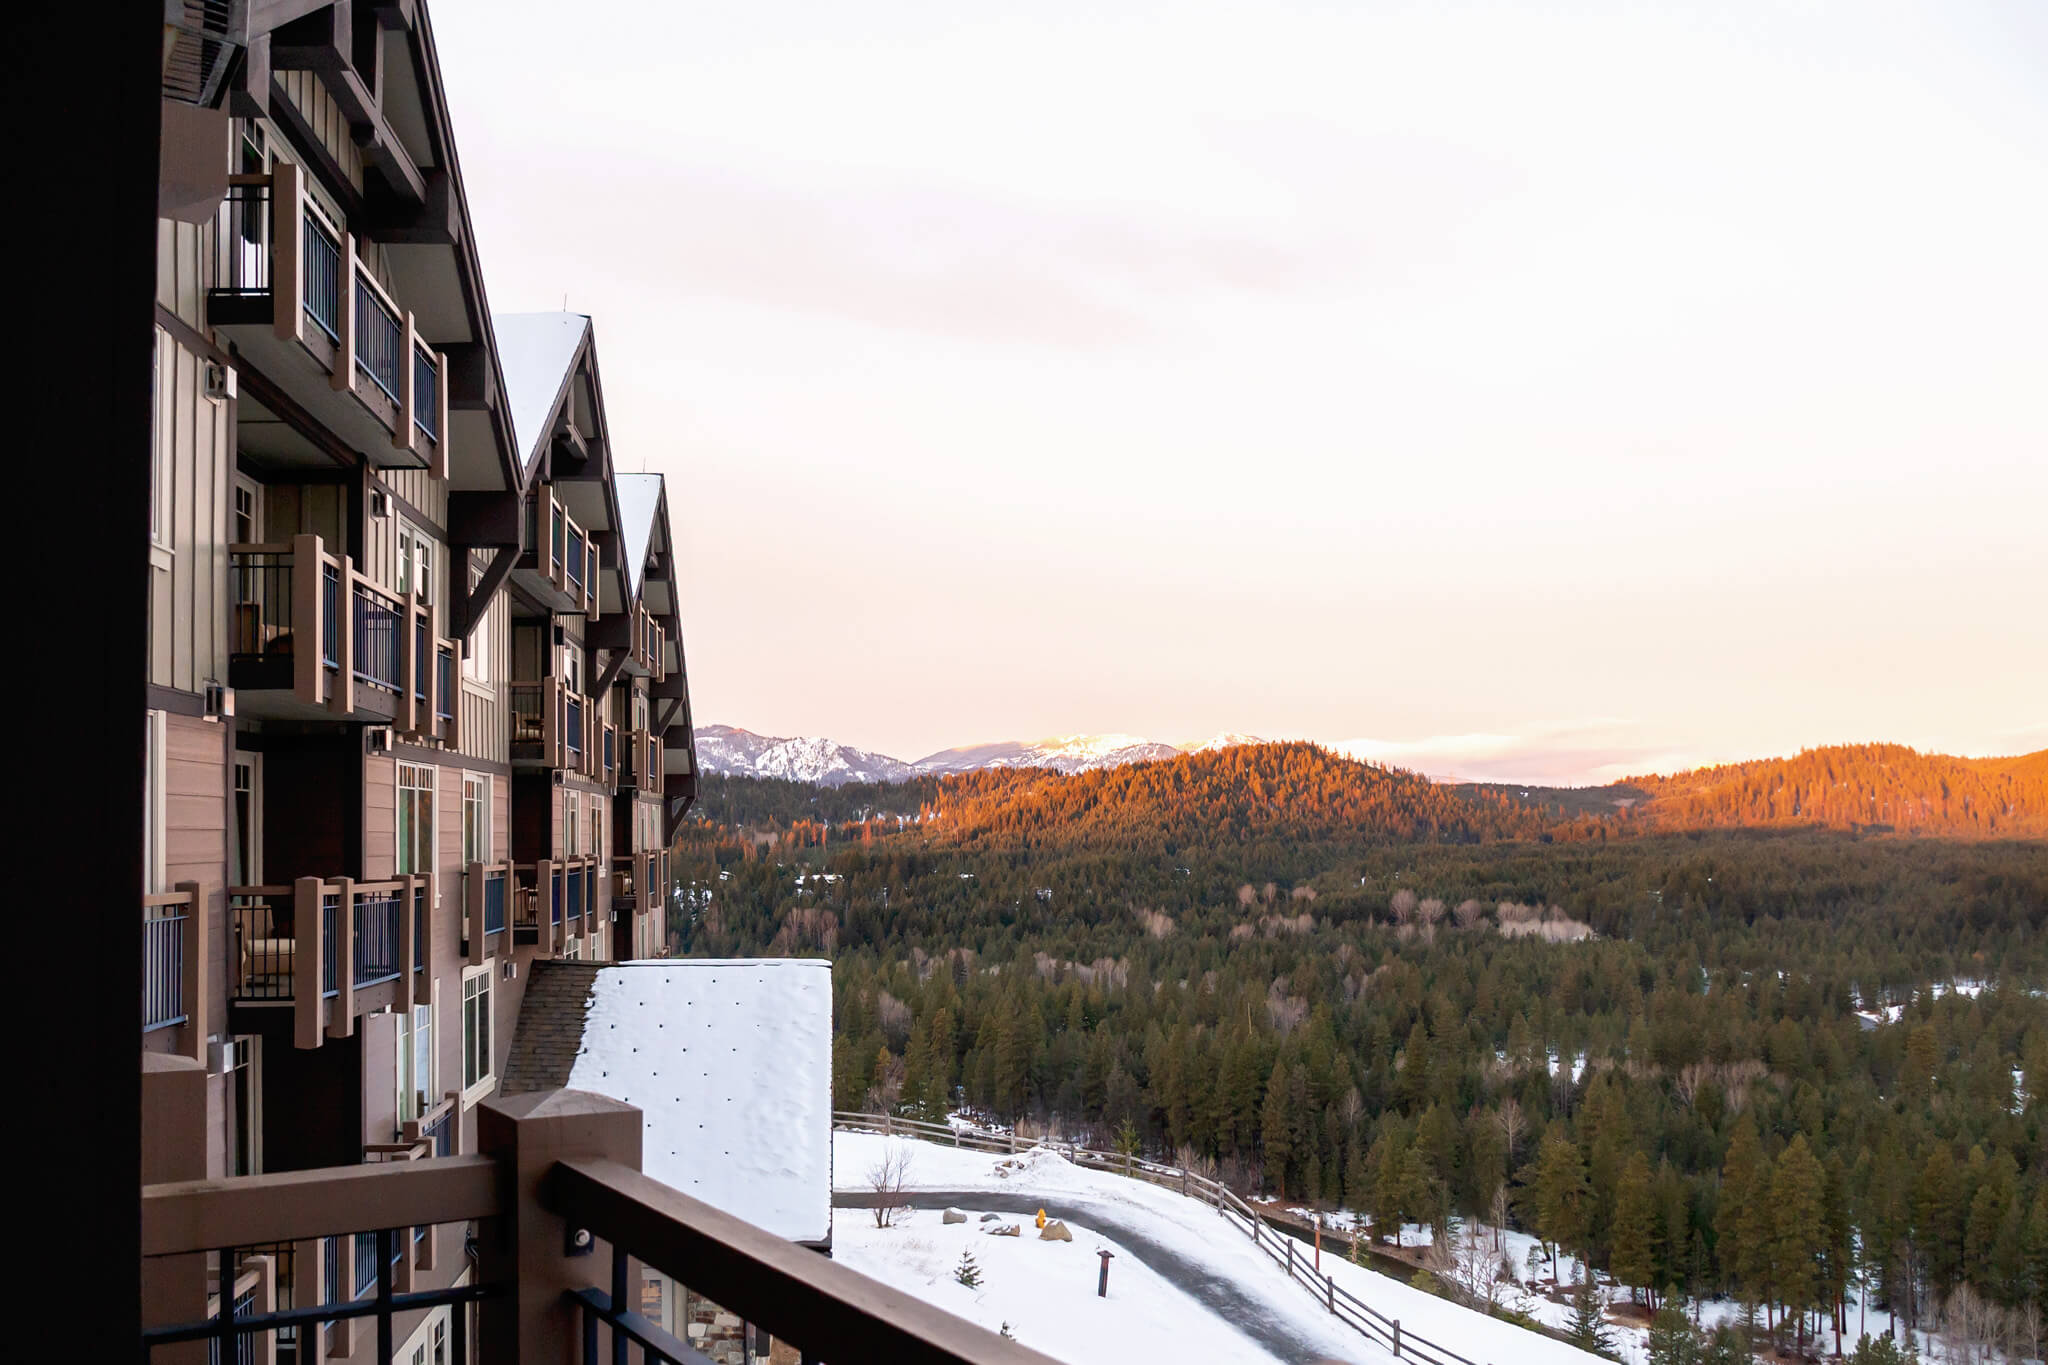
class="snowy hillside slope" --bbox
[834,1132,1609,1365]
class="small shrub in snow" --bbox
[1566,1278,1617,1360]
[954,1248,983,1289]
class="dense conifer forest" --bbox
[671,742,2048,1353]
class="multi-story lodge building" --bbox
[126,6,1038,1363]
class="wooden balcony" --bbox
[393,596,461,748]
[504,856,603,957]
[140,1089,1052,1365]
[229,875,435,1050]
[207,168,446,473]
[619,728,663,796]
[461,861,512,965]
[229,535,428,724]
[512,482,599,618]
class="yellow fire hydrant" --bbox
[1035,1208,1047,1229]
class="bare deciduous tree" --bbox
[1495,1098,1527,1166]
[867,1141,914,1228]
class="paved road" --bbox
[834,1190,1359,1364]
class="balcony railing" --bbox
[436,646,455,721]
[412,344,439,444]
[352,583,401,693]
[303,211,343,343]
[517,483,598,614]
[141,1091,1052,1365]
[143,887,197,1032]
[213,179,272,298]
[321,562,340,670]
[353,274,404,404]
[352,886,402,988]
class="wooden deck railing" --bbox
[144,1091,1052,1365]
[143,885,200,1035]
[832,1112,1492,1365]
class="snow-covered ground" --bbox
[834,1133,1611,1365]
[836,1208,1286,1365]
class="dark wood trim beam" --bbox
[367,168,458,244]
[368,0,418,31]
[229,33,272,119]
[451,544,517,644]
[229,353,359,469]
[591,649,628,703]
[442,342,496,410]
[249,0,335,39]
[265,74,368,227]
[154,303,231,368]
[448,490,522,547]
[651,698,682,736]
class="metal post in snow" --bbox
[1314,1213,1321,1272]
[1097,1249,1114,1298]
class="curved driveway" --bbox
[834,1190,1361,1365]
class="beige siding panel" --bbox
[492,780,509,865]
[364,754,396,880]
[151,330,231,693]
[164,715,227,1056]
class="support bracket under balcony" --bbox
[451,544,517,647]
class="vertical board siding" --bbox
[280,71,365,194]
[364,754,396,880]
[165,715,227,1050]
[151,326,231,694]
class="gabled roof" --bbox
[503,959,834,1245]
[614,472,664,599]
[493,312,590,474]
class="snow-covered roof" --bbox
[563,959,833,1244]
[614,472,663,597]
[493,312,588,469]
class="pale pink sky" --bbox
[435,0,2047,785]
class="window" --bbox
[565,792,580,859]
[232,756,260,887]
[397,763,435,876]
[399,995,435,1124]
[461,560,492,685]
[399,524,434,604]
[233,481,257,546]
[144,711,168,893]
[463,775,490,865]
[462,966,492,1096]
[150,328,170,551]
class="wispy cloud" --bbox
[630,165,1339,347]
[1325,720,1701,787]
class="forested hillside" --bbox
[670,742,2048,1355]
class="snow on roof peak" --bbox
[564,959,832,1243]
[493,312,588,468]
[614,472,663,598]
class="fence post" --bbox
[476,1088,644,1365]
[1392,1319,1401,1357]
[1285,1237,1293,1277]
[1325,1273,1334,1313]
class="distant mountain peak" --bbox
[695,725,1263,786]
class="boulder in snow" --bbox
[980,1213,1001,1223]
[987,1223,1021,1237]
[943,1208,967,1225]
[1039,1220,1073,1242]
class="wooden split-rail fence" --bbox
[832,1111,1493,1365]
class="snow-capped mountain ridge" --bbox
[695,725,1264,787]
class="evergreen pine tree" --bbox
[1647,1305,1701,1365]
[1532,1130,1592,1279]
[1768,1134,1826,1355]
[1261,1061,1295,1197]
[954,1248,982,1289]
[1612,1151,1659,1308]
[1566,1275,1616,1359]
